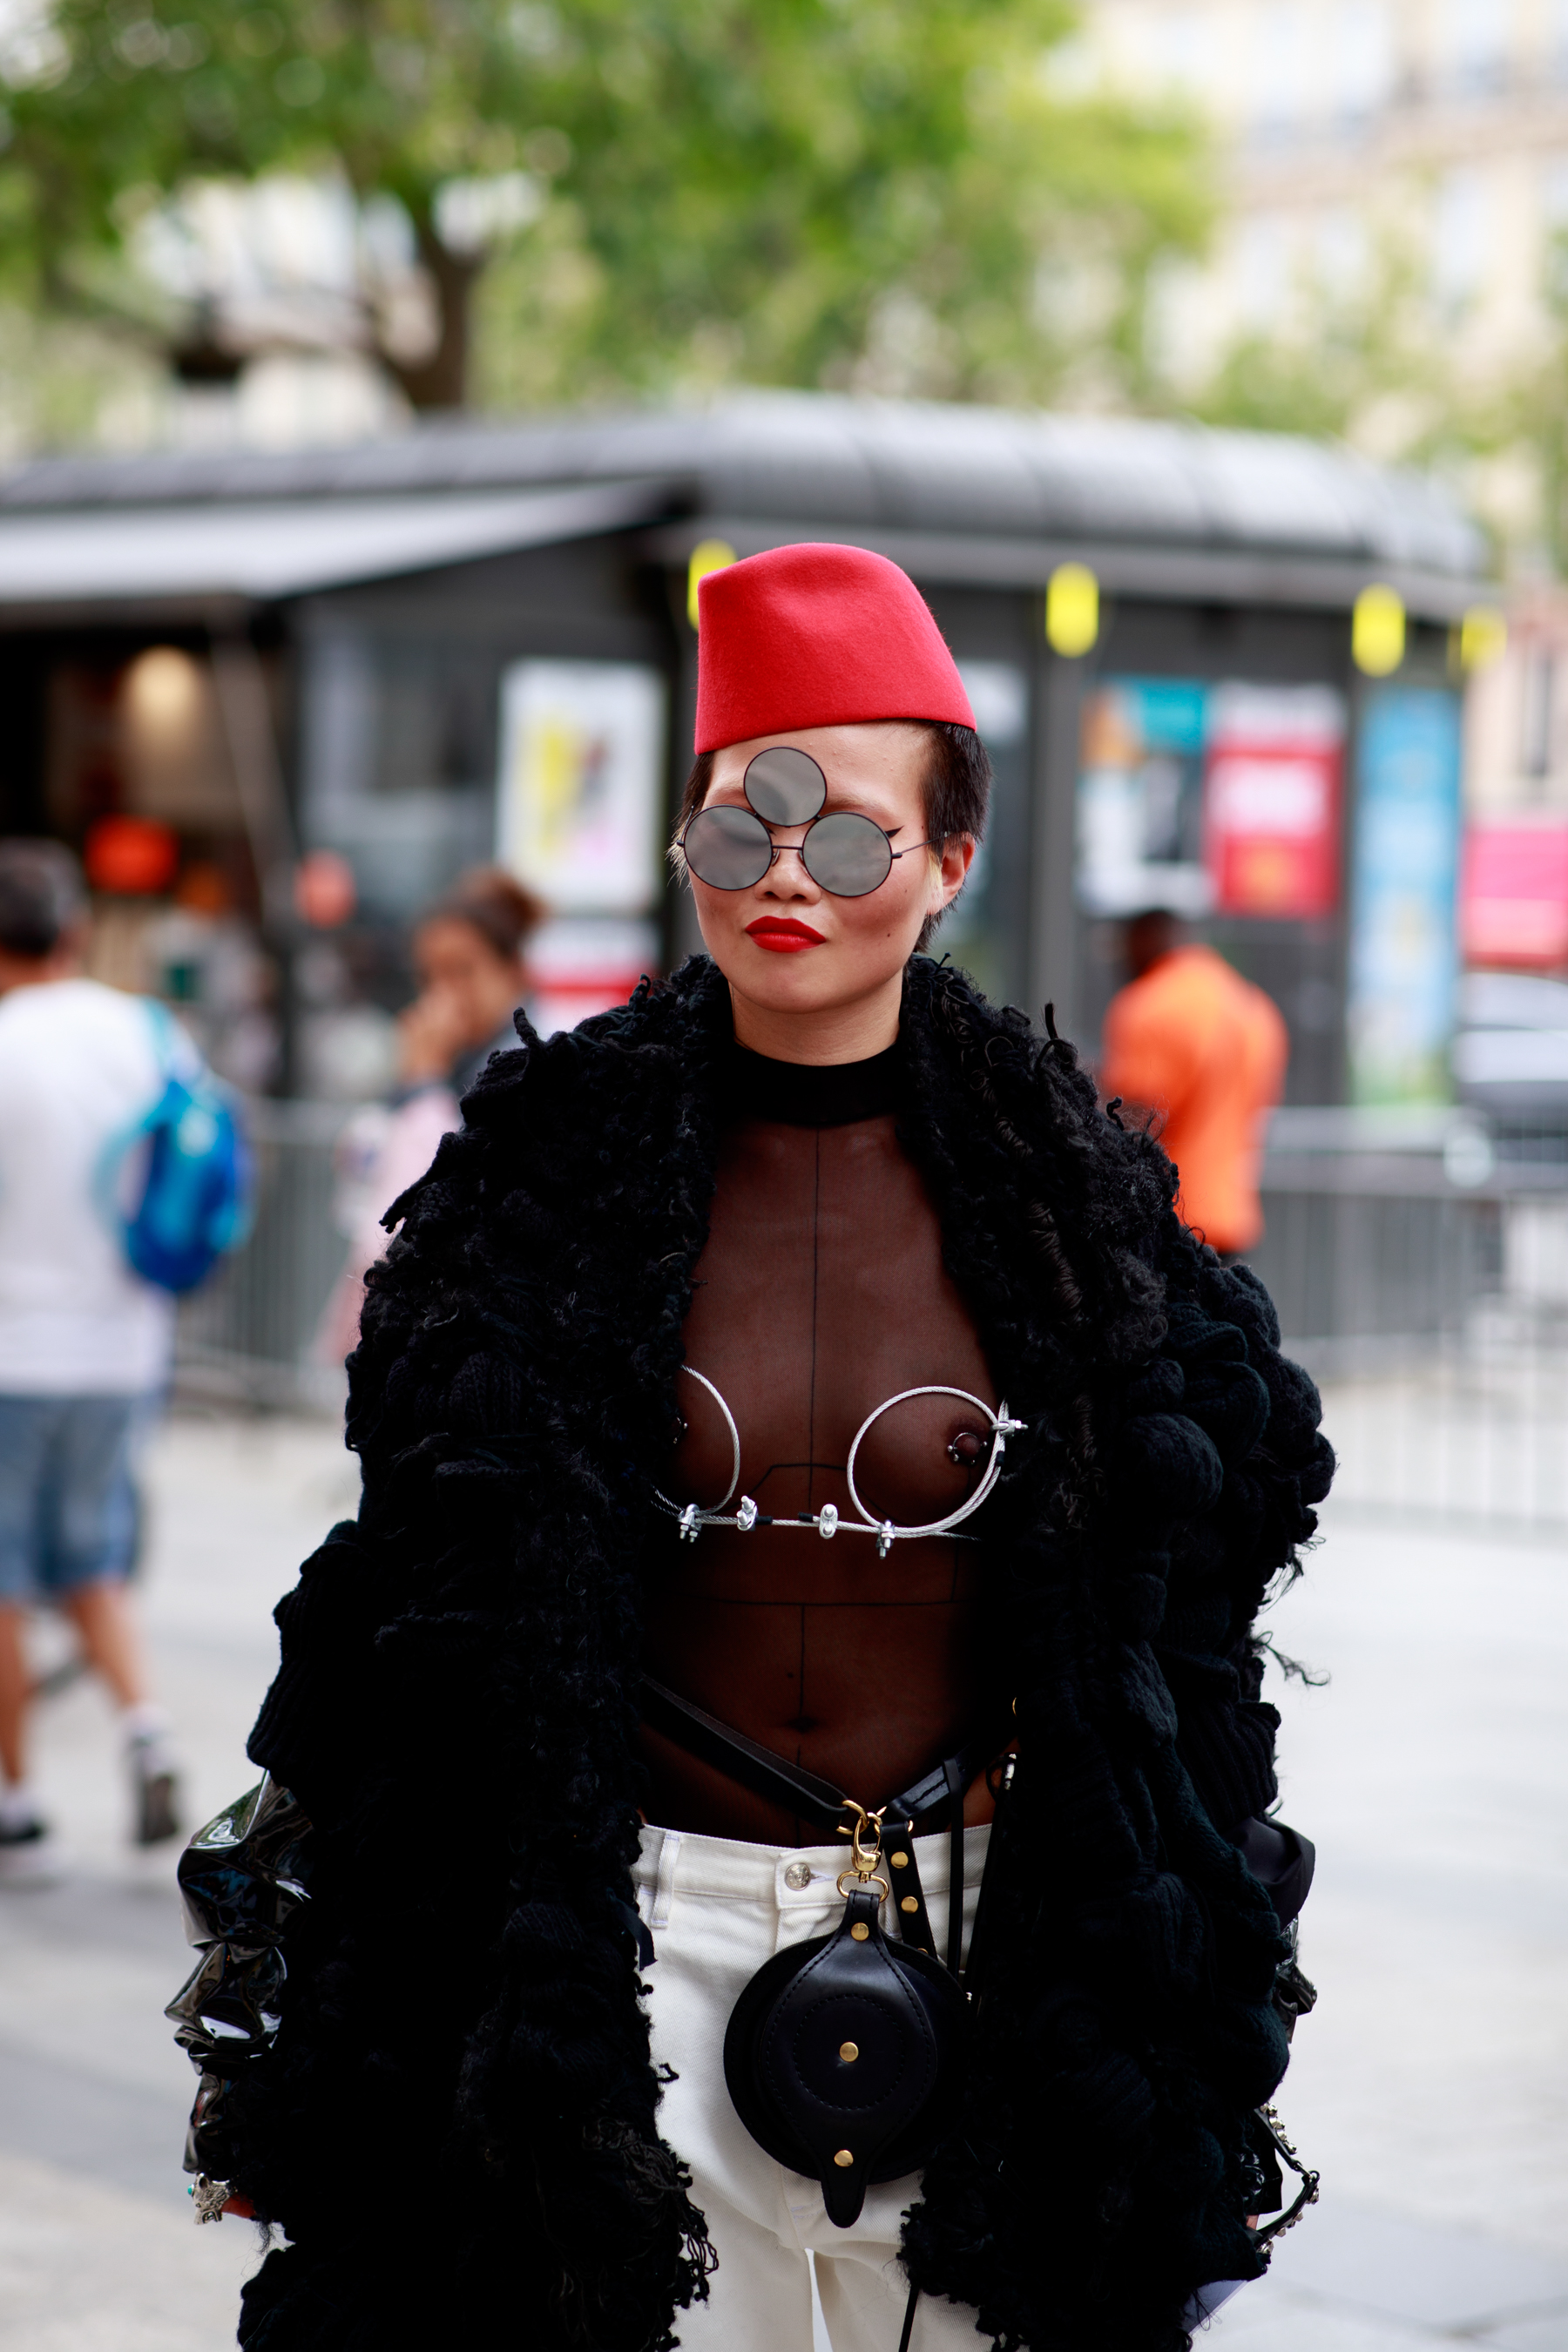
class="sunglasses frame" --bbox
[679,747,934,901]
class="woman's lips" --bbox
[746,918,825,952]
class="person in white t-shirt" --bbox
[0,841,184,1881]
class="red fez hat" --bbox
[694,542,975,754]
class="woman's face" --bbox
[686,722,973,1029]
[411,916,524,1051]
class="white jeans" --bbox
[632,1819,990,2352]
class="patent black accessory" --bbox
[1251,2104,1321,2245]
[642,1673,1015,2245]
[680,745,932,899]
[166,1773,313,2202]
[1270,1922,1319,2040]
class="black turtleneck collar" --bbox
[723,1037,903,1127]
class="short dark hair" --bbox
[421,866,547,964]
[673,721,991,952]
[0,839,85,960]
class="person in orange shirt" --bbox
[1100,909,1288,1257]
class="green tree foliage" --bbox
[1500,230,1568,572]
[0,0,1211,414]
[1184,226,1562,570]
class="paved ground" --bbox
[0,1409,1563,2350]
[0,1412,357,2350]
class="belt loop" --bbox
[652,1828,682,1930]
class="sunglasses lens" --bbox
[745,747,827,827]
[683,805,774,889]
[801,812,893,897]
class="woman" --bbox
[317,868,544,1369]
[170,545,1330,2352]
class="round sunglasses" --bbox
[679,746,930,900]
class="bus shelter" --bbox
[0,391,1485,1112]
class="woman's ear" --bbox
[934,835,976,912]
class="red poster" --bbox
[1461,819,1568,969]
[1203,685,1344,921]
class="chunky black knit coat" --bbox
[227,955,1331,2352]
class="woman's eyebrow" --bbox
[823,806,903,835]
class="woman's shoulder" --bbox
[902,955,1177,1222]
[456,957,728,1137]
[368,960,727,1285]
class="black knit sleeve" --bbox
[1151,1245,1334,1845]
[245,1518,392,1813]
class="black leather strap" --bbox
[881,1821,938,1959]
[961,1754,1016,2007]
[943,1754,965,1974]
[639,1673,1006,1836]
[640,1675,851,1831]
[899,2281,920,2352]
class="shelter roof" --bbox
[0,392,1486,616]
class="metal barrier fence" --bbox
[179,1099,1568,1534]
[176,1098,350,1411]
[1251,1111,1568,1534]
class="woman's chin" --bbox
[725,958,838,1012]
[715,935,843,992]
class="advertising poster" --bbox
[1078,677,1344,923]
[496,658,667,1037]
[524,915,662,1041]
[1077,678,1210,916]
[1347,686,1464,1105]
[496,658,666,914]
[1460,816,1568,969]
[1203,684,1343,920]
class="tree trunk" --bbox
[381,220,482,411]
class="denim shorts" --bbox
[0,1395,147,1601]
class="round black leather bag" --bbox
[723,1882,966,2227]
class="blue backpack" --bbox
[105,1007,254,1294]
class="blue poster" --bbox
[1077,677,1210,916]
[1347,686,1463,1105]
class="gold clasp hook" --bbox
[835,1801,889,1900]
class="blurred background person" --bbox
[1100,907,1288,1261]
[317,868,545,1368]
[0,841,186,1881]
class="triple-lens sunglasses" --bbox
[679,747,930,900]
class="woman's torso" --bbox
[640,1047,1004,1844]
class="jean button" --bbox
[784,1860,813,1890]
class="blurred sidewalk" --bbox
[0,1414,1563,2349]
[1210,1504,1568,2351]
[0,1413,357,2351]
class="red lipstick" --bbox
[746,917,825,952]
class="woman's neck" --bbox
[726,969,902,1066]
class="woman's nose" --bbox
[758,838,821,898]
